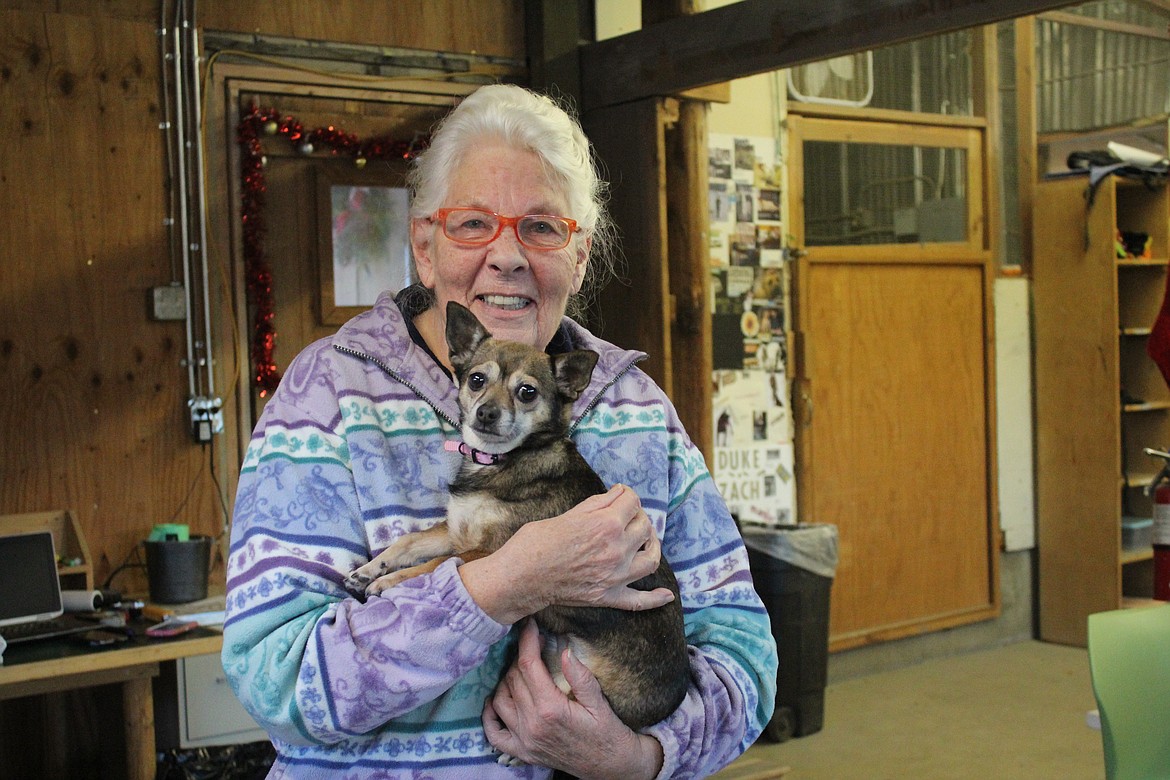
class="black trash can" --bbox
[144,535,212,604]
[742,523,838,743]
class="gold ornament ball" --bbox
[355,157,368,169]
[263,120,279,135]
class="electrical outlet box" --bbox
[189,396,224,442]
[151,285,187,321]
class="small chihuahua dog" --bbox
[345,301,689,730]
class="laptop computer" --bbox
[0,529,94,644]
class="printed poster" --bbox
[713,370,795,526]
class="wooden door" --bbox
[789,116,1000,650]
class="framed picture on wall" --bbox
[315,165,414,325]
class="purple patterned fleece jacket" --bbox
[222,291,777,778]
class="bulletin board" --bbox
[708,133,796,526]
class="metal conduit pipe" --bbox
[170,0,198,399]
[185,5,217,401]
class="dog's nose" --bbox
[476,404,500,426]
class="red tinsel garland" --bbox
[236,105,426,397]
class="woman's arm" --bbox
[222,348,510,745]
[642,448,779,778]
[459,484,673,625]
[480,477,777,779]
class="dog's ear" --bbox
[446,302,491,371]
[551,350,599,401]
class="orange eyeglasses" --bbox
[434,208,580,250]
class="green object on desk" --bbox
[148,523,189,542]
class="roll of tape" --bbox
[61,589,103,612]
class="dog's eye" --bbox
[516,384,538,403]
[467,372,486,391]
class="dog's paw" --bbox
[346,558,394,588]
[364,568,417,595]
[342,570,372,595]
[343,559,398,596]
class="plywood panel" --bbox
[1032,175,1126,645]
[258,156,323,378]
[0,0,527,589]
[0,10,224,594]
[994,277,1036,551]
[7,1,525,58]
[806,263,995,645]
[243,91,451,148]
[1039,175,1125,636]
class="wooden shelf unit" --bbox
[1034,173,1170,646]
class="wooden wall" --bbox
[0,0,525,595]
[0,2,525,774]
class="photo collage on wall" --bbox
[709,133,796,526]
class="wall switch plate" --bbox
[151,285,187,321]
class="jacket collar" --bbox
[330,288,646,427]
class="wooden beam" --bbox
[664,97,714,466]
[1014,17,1036,275]
[582,99,672,389]
[525,0,588,108]
[1039,10,1170,40]
[680,82,731,103]
[973,25,1001,258]
[644,0,714,463]
[579,0,1079,111]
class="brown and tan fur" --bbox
[345,302,689,731]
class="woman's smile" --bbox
[477,293,532,311]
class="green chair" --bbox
[1087,604,1170,780]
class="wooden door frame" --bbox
[202,63,476,479]
[788,113,1002,649]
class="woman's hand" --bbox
[459,484,674,625]
[482,619,664,780]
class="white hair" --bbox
[407,84,618,317]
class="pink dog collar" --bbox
[444,440,505,465]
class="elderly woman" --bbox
[223,83,777,779]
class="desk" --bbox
[0,626,222,780]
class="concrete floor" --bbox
[721,640,1104,780]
